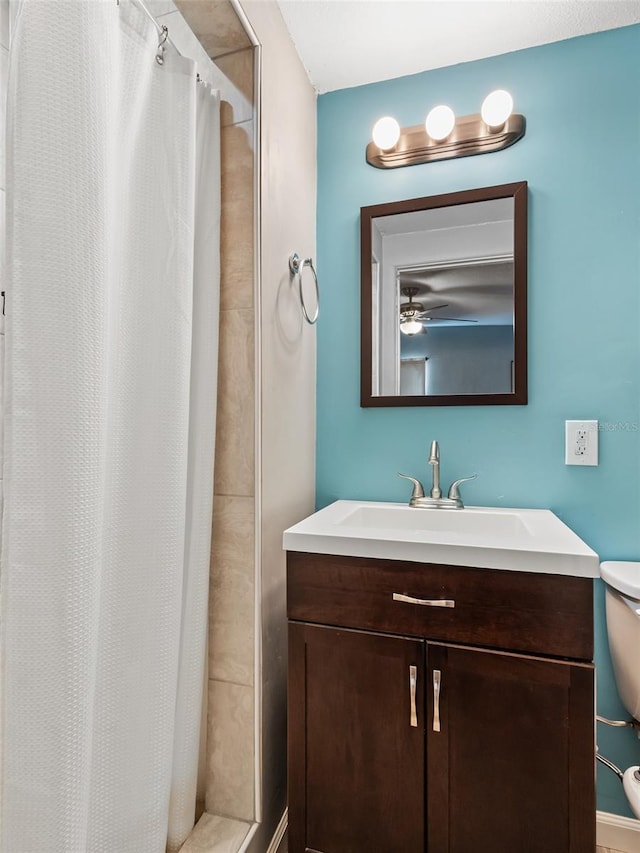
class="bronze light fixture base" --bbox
[366,113,525,169]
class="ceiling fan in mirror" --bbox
[399,286,479,336]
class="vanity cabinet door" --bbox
[288,622,426,853]
[426,642,595,853]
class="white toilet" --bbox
[600,560,640,818]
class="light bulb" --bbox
[481,90,514,129]
[400,319,423,336]
[425,105,455,142]
[372,116,401,151]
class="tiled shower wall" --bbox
[167,0,257,826]
[207,52,256,823]
[0,3,8,517]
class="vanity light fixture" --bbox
[481,89,514,130]
[367,89,524,169]
[371,116,401,151]
[425,105,456,141]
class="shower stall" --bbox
[1,2,221,850]
[0,1,316,850]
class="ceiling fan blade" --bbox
[415,303,449,316]
[425,316,479,323]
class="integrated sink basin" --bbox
[338,503,532,539]
[283,500,599,577]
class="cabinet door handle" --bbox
[409,665,418,728]
[433,670,442,733]
[393,593,455,608]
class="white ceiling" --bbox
[276,0,640,94]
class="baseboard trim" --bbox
[596,809,640,851]
[236,808,635,853]
[265,809,288,853]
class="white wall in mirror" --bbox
[371,197,515,397]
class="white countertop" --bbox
[283,500,599,578]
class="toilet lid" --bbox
[600,561,640,600]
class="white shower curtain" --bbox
[0,2,220,851]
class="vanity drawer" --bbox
[287,551,593,660]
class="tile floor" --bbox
[277,837,623,853]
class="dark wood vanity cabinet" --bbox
[426,643,595,853]
[289,624,425,853]
[287,552,596,853]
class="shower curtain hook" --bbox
[156,25,169,65]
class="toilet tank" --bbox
[605,585,640,721]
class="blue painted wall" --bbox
[316,25,640,817]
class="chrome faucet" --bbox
[428,439,442,499]
[398,440,477,509]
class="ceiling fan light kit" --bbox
[399,318,423,336]
[367,89,525,169]
[399,286,479,335]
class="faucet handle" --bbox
[447,474,478,504]
[398,473,426,500]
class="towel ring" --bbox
[289,253,319,325]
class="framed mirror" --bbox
[360,182,527,407]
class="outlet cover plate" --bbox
[565,420,598,466]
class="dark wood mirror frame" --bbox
[360,181,528,407]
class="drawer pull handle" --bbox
[433,669,442,733]
[409,665,418,728]
[393,593,455,608]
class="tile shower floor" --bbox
[276,835,622,853]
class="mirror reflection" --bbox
[361,183,527,407]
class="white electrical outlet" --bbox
[565,420,598,466]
